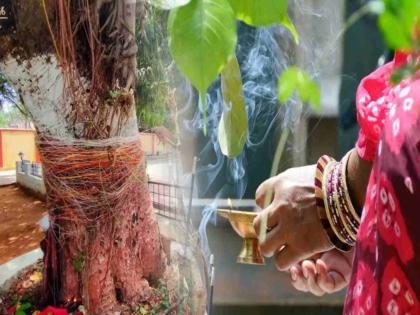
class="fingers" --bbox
[258,223,286,258]
[253,204,282,240]
[320,250,353,283]
[290,260,325,296]
[328,271,348,291]
[275,245,301,271]
[316,259,348,292]
[255,177,276,209]
[253,211,263,237]
[289,249,353,297]
[290,265,308,292]
[301,260,325,296]
[314,259,335,292]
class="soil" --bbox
[0,260,44,314]
[0,185,47,265]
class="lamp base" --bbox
[237,238,265,265]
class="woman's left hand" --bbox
[289,248,354,296]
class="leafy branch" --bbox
[151,0,420,159]
[157,0,319,158]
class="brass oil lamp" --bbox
[217,208,265,265]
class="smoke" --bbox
[182,24,297,199]
[178,0,346,262]
[177,23,297,262]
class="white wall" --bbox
[15,161,46,197]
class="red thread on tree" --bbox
[38,136,164,313]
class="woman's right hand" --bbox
[253,165,333,271]
[289,248,354,296]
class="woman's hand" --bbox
[253,165,333,271]
[289,248,354,296]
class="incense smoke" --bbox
[179,0,345,261]
[180,23,297,260]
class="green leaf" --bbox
[72,252,85,273]
[168,0,237,100]
[281,15,299,44]
[227,0,298,43]
[218,56,248,158]
[277,67,299,104]
[18,303,31,311]
[379,12,412,49]
[378,0,420,49]
[306,80,321,112]
[277,67,321,111]
[400,0,420,35]
[109,90,119,99]
[228,0,286,26]
[391,63,420,84]
[168,0,237,134]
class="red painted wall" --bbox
[35,148,41,162]
[0,130,3,168]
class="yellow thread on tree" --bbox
[40,0,61,62]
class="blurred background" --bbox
[179,0,389,314]
[0,0,390,314]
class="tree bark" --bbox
[0,1,165,313]
[37,137,164,314]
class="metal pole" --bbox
[207,254,215,315]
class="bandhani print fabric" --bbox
[343,52,420,315]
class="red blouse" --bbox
[344,52,420,314]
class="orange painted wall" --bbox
[0,129,39,170]
[0,130,165,170]
[140,132,169,155]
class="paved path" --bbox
[0,216,179,286]
[0,248,43,286]
[0,170,16,186]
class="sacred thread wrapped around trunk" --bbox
[38,135,165,314]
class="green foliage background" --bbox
[0,106,26,128]
[136,6,172,130]
[0,73,28,128]
[167,0,319,158]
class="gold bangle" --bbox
[322,161,350,246]
[341,149,361,224]
[332,162,357,242]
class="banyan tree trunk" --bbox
[0,58,166,314]
[40,137,165,313]
[0,60,166,314]
[0,1,165,313]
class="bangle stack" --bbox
[314,150,361,252]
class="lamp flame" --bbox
[227,198,233,210]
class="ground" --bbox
[0,185,46,265]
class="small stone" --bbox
[22,279,32,289]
